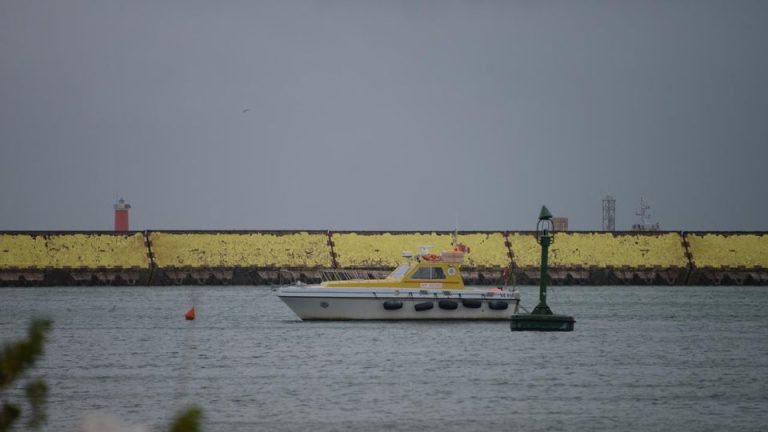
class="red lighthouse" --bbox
[114,198,131,231]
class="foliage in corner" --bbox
[169,406,202,432]
[0,319,52,432]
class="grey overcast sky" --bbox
[1,0,767,231]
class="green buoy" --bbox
[510,206,575,332]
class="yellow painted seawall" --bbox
[686,233,768,269]
[1,231,767,285]
[507,232,689,269]
[0,232,150,285]
[685,233,768,284]
[0,233,148,269]
[149,231,332,269]
[505,232,691,284]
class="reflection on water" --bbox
[2,285,768,431]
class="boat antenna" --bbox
[452,213,459,246]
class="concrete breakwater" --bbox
[1,231,766,286]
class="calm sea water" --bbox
[2,285,768,432]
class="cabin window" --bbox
[410,267,430,279]
[432,267,446,279]
[389,263,411,279]
[410,266,446,280]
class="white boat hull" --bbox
[277,286,520,320]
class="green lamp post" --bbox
[532,205,554,315]
[510,205,575,331]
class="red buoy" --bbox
[185,307,196,321]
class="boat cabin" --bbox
[322,247,466,289]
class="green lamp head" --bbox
[536,205,555,244]
[538,205,553,221]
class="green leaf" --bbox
[0,319,52,391]
[0,320,51,432]
[0,403,21,432]
[25,378,48,430]
[169,406,202,432]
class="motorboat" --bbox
[277,243,520,320]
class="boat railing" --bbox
[321,269,374,282]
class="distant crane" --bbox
[602,195,616,231]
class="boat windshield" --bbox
[387,263,411,280]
